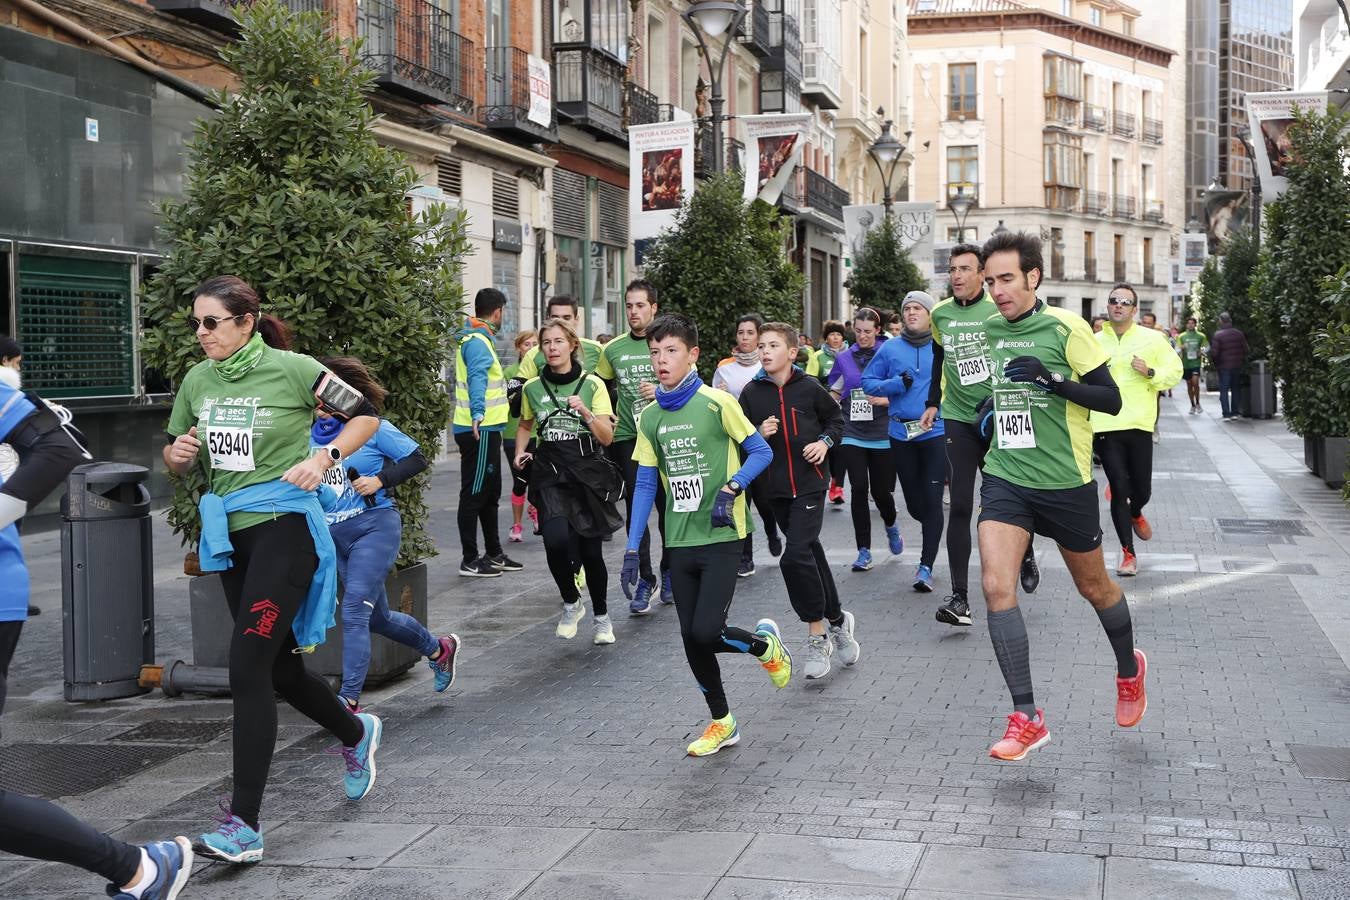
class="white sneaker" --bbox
[830,610,861,666]
[557,601,586,639]
[800,633,833,680]
[593,614,615,645]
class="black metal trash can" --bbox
[1248,360,1275,419]
[61,463,154,701]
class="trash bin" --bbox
[1248,359,1275,419]
[61,462,154,701]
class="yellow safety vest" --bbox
[453,332,508,427]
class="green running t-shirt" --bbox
[931,292,999,425]
[983,303,1110,490]
[519,373,613,443]
[167,344,328,532]
[1176,330,1206,369]
[600,332,657,441]
[634,384,757,548]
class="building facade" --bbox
[1295,0,1350,106]
[907,0,1177,322]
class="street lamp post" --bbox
[1235,127,1263,250]
[948,186,974,243]
[682,1,747,176]
[865,113,906,216]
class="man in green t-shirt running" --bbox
[600,279,671,615]
[515,295,605,379]
[1176,317,1207,414]
[974,231,1149,763]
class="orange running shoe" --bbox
[1115,648,1148,727]
[828,483,845,505]
[1117,550,1138,576]
[1104,484,1112,502]
[1131,515,1152,541]
[989,709,1051,761]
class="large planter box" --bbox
[189,562,429,689]
[1320,436,1349,489]
[1305,435,1322,475]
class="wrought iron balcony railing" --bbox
[1111,110,1136,137]
[1112,195,1137,219]
[626,81,660,127]
[1142,116,1164,143]
[1083,190,1109,214]
[1083,104,1107,132]
[555,47,626,142]
[735,0,772,57]
[358,0,475,110]
[481,46,557,142]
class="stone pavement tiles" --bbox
[2,393,1350,897]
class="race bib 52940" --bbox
[206,403,257,472]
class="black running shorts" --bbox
[978,472,1102,553]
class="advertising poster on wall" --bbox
[1180,233,1208,281]
[1244,91,1329,199]
[740,113,811,205]
[843,202,937,284]
[627,120,696,241]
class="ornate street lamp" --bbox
[1234,127,1263,249]
[866,112,906,216]
[682,1,747,175]
[948,186,974,243]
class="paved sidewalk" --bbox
[2,392,1350,898]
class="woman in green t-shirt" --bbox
[514,319,622,645]
[163,276,381,865]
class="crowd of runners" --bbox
[0,228,1193,898]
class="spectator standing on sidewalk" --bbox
[1209,312,1249,421]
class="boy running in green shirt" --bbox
[619,314,791,757]
[1176,317,1207,414]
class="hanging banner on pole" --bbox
[844,202,937,285]
[1180,233,1208,281]
[628,120,696,241]
[527,54,552,127]
[1244,91,1329,200]
[1169,259,1188,297]
[742,113,811,205]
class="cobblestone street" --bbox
[3,393,1350,899]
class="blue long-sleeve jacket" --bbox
[861,336,945,442]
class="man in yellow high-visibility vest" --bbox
[453,288,522,577]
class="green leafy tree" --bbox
[1314,267,1350,496]
[643,172,805,378]
[1192,255,1222,335]
[141,0,470,567]
[1197,226,1264,360]
[1251,105,1350,437]
[844,215,929,313]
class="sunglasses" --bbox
[1107,298,1136,307]
[189,314,248,331]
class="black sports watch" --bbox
[725,479,744,496]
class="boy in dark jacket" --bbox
[740,322,860,680]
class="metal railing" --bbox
[1084,258,1098,282]
[481,46,556,135]
[803,167,849,223]
[1111,110,1136,137]
[1083,190,1108,214]
[555,47,625,138]
[626,81,659,127]
[727,137,745,173]
[765,11,803,81]
[1143,201,1165,223]
[357,0,474,109]
[1142,116,1164,143]
[1083,104,1107,131]
[735,0,772,56]
[1114,260,1127,283]
[1112,195,1137,218]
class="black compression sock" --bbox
[987,606,1035,718]
[1096,594,1138,678]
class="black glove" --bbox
[620,550,640,601]
[1003,356,1056,393]
[976,396,995,447]
[901,369,914,390]
[711,488,736,528]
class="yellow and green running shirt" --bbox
[634,384,757,547]
[931,292,999,425]
[519,372,612,443]
[599,332,656,441]
[1176,330,1207,369]
[516,337,605,381]
[983,302,1110,490]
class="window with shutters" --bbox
[492,172,520,220]
[596,182,628,246]
[437,157,463,197]
[553,170,586,237]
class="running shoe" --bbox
[194,802,263,864]
[1131,514,1153,541]
[557,600,586,639]
[830,610,861,666]
[111,837,193,900]
[1104,484,1112,502]
[989,709,1051,761]
[1117,549,1138,576]
[428,634,460,693]
[659,570,674,604]
[851,548,873,571]
[1152,431,1160,445]
[828,484,845,505]
[508,524,523,543]
[767,530,783,558]
[629,578,654,616]
[754,618,792,688]
[912,564,934,593]
[529,505,541,534]
[886,525,903,556]
[1019,550,1040,594]
[335,712,382,801]
[936,594,972,627]
[1115,648,1148,727]
[738,556,756,578]
[593,614,615,645]
[574,564,587,593]
[459,557,501,578]
[341,697,363,714]
[687,714,739,757]
[488,553,524,572]
[800,633,832,680]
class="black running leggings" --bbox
[1094,429,1154,553]
[667,543,769,720]
[837,443,897,549]
[942,419,985,595]
[891,435,947,569]
[220,514,363,830]
[504,438,534,500]
[0,621,140,887]
[540,513,608,615]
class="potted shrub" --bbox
[141,1,469,681]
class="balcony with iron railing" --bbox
[1083,190,1109,214]
[480,46,557,142]
[1114,259,1127,283]
[1142,117,1163,144]
[1112,195,1137,219]
[763,10,803,82]
[694,129,748,178]
[1084,258,1098,282]
[735,0,772,57]
[1111,110,1136,138]
[555,47,626,142]
[358,0,475,110]
[1083,104,1107,132]
[795,167,849,224]
[148,0,338,39]
[626,82,660,127]
[1143,201,1165,224]
[802,44,842,109]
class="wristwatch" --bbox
[725,479,744,495]
[325,445,343,465]
[1050,372,1065,384]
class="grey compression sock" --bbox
[987,605,1036,718]
[1095,594,1138,678]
